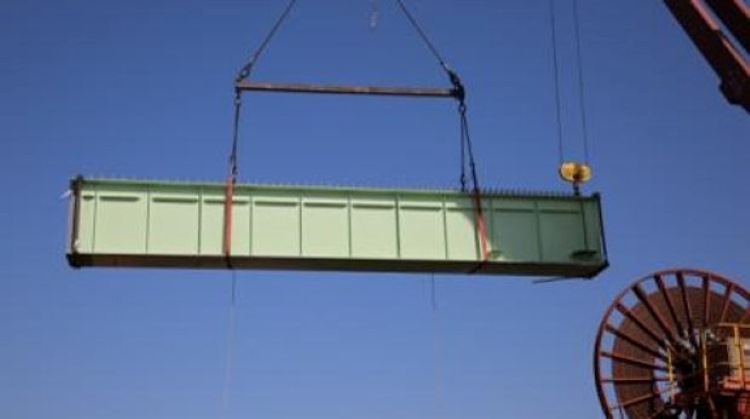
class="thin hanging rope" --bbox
[222,272,238,416]
[548,0,565,166]
[429,273,446,419]
[572,0,591,164]
[430,273,437,312]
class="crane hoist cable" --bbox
[571,0,591,166]
[549,0,565,168]
[533,0,598,285]
[224,0,488,265]
[548,0,593,196]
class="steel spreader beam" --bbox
[66,177,608,278]
[235,81,459,99]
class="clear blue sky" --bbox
[2,1,748,418]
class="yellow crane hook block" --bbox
[66,177,608,278]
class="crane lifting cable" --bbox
[223,0,488,265]
[548,0,594,196]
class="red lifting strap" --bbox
[472,189,490,265]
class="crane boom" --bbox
[705,0,750,53]
[663,0,750,112]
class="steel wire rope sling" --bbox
[395,0,490,269]
[223,0,489,268]
[223,0,298,267]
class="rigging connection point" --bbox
[559,161,592,196]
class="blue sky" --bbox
[2,1,748,418]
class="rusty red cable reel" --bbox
[594,269,750,418]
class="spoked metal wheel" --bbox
[594,269,749,418]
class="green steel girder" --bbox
[66,177,608,278]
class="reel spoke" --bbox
[594,269,749,418]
